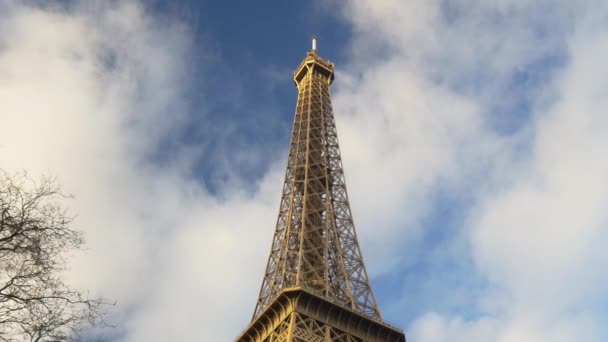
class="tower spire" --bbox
[312,35,317,51]
[236,42,406,342]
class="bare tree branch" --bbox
[0,171,111,342]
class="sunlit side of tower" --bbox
[236,39,406,342]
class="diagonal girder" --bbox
[252,50,381,322]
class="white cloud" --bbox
[409,311,601,342]
[333,61,484,273]
[0,1,279,340]
[471,16,608,313]
[333,0,608,340]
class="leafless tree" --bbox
[0,171,110,342]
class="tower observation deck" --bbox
[236,39,406,342]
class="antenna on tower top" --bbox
[312,36,317,51]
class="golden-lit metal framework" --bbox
[239,288,404,342]
[237,40,405,342]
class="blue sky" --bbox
[142,1,353,192]
[1,0,608,341]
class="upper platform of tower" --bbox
[293,37,335,87]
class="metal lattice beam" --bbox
[252,46,381,322]
[237,288,404,342]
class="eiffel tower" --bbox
[236,39,406,342]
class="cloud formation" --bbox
[0,1,278,340]
[333,0,608,340]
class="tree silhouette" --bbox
[0,171,110,342]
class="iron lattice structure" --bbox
[237,41,405,342]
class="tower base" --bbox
[236,288,405,342]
